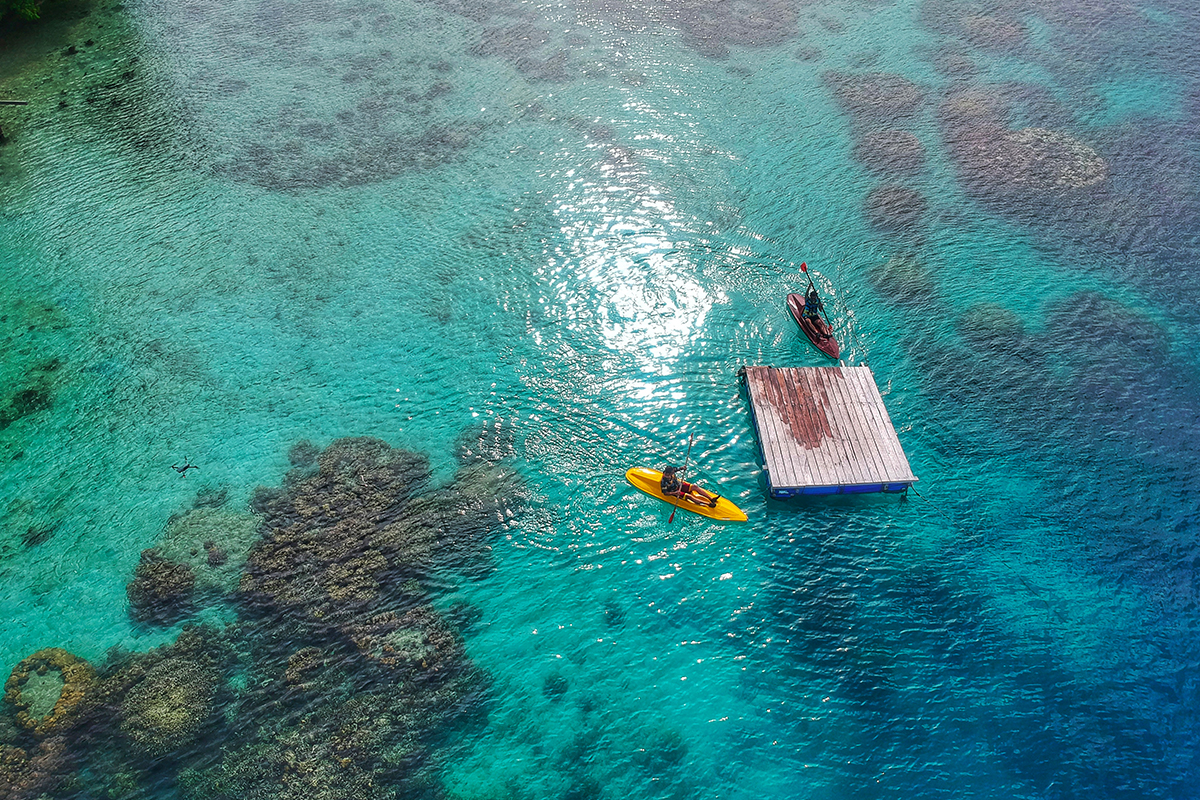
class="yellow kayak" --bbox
[625,467,748,522]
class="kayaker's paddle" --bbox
[667,433,695,524]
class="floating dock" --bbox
[740,365,917,497]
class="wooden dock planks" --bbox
[741,365,917,496]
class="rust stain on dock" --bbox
[758,365,835,448]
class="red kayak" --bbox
[787,293,840,360]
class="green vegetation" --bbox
[1,0,90,25]
[2,0,44,21]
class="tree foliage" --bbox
[3,0,45,21]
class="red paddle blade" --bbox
[800,262,807,272]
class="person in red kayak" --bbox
[803,285,833,339]
[660,465,720,508]
[803,286,824,322]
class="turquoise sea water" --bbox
[3,0,1200,797]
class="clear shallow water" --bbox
[2,0,1200,798]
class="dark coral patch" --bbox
[825,71,925,126]
[455,416,516,465]
[6,429,522,798]
[919,0,1029,51]
[76,625,233,776]
[673,0,800,55]
[942,114,1108,219]
[864,184,928,234]
[959,14,1029,51]
[931,49,977,81]
[215,120,484,191]
[0,383,53,432]
[472,22,551,60]
[241,437,437,627]
[287,439,319,467]
[21,524,56,549]
[543,673,568,701]
[1045,291,1168,371]
[938,88,1010,130]
[869,254,936,308]
[853,129,926,176]
[428,461,525,577]
[958,303,1027,355]
[346,605,465,675]
[127,549,196,625]
[0,738,70,800]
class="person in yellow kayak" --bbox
[660,465,720,508]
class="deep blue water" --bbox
[2,0,1200,798]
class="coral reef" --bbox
[543,673,568,701]
[7,430,518,798]
[853,129,926,176]
[138,0,493,193]
[126,549,196,625]
[671,0,800,57]
[0,360,59,432]
[346,605,465,675]
[965,126,1107,192]
[869,254,936,308]
[1045,291,1167,372]
[283,646,327,690]
[931,49,977,81]
[919,0,1028,51]
[940,87,1108,215]
[287,439,319,468]
[4,648,97,737]
[20,523,55,548]
[0,737,69,800]
[118,657,219,757]
[472,22,551,60]
[217,119,485,191]
[179,698,410,800]
[631,725,689,773]
[958,303,1026,354]
[242,435,524,626]
[864,184,928,234]
[418,0,512,24]
[33,626,234,798]
[241,437,437,626]
[939,88,1008,129]
[825,72,925,125]
[446,600,483,632]
[179,628,485,800]
[602,597,626,628]
[192,485,229,509]
[156,507,262,595]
